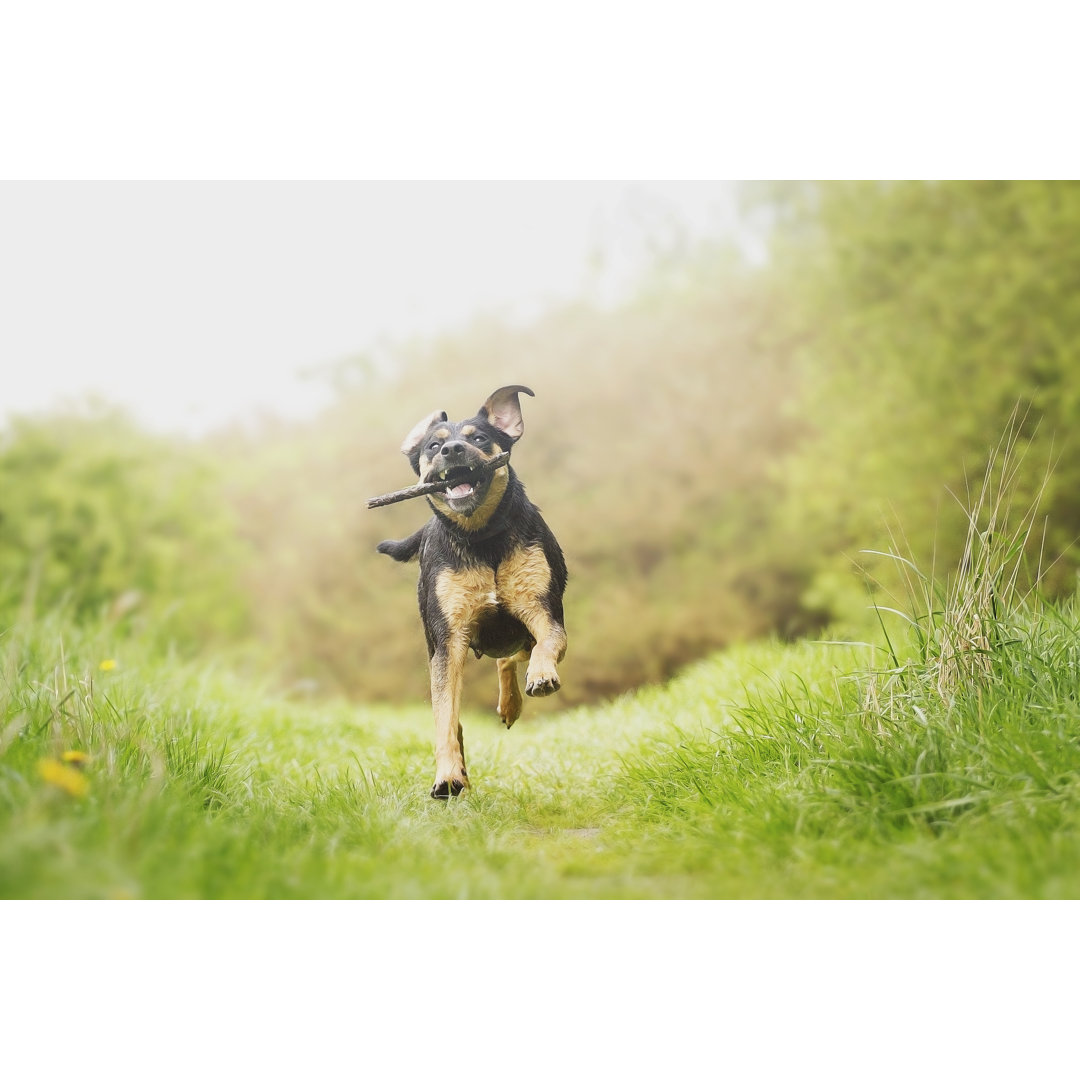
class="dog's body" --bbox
[377,385,567,798]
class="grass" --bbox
[624,607,1080,898]
[4,594,1080,898]
[0,611,732,899]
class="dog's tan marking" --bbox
[432,464,510,531]
[496,546,566,696]
[460,424,477,437]
[435,565,498,627]
[497,544,552,602]
[431,567,499,786]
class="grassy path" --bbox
[0,620,799,898]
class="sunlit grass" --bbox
[0,613,717,898]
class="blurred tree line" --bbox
[3,181,1079,704]
[0,410,251,646]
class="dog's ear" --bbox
[479,385,534,443]
[401,410,447,456]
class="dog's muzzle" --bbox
[433,443,493,506]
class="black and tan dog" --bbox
[377,385,567,799]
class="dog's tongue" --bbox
[448,482,474,499]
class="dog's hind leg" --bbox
[496,650,529,728]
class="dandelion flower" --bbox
[62,750,90,767]
[38,758,90,798]
[99,659,117,672]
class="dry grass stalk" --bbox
[932,409,1049,698]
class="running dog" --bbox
[377,385,568,798]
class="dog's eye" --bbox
[427,440,441,452]
[471,433,487,445]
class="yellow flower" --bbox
[61,750,91,767]
[99,659,117,672]
[38,758,90,798]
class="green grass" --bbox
[624,607,1080,898]
[4,590,1080,898]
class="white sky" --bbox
[0,180,743,435]
[3,2,1074,440]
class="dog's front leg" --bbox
[503,595,566,697]
[429,634,470,799]
[522,618,567,697]
[497,547,567,698]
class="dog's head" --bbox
[400,385,534,523]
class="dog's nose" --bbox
[440,440,467,460]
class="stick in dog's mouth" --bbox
[367,452,511,509]
[439,467,481,499]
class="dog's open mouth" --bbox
[437,466,484,502]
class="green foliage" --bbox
[0,407,250,647]
[774,180,1080,611]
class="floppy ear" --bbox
[480,385,534,442]
[401,410,447,455]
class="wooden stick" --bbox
[366,452,511,509]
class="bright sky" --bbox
[0,180,743,435]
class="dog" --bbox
[377,385,567,799]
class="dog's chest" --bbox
[435,564,499,625]
[433,545,550,626]
[433,561,536,660]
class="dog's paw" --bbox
[525,669,561,697]
[430,775,468,800]
[497,690,523,728]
